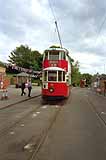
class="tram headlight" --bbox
[49,87,54,93]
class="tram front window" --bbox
[49,52,59,60]
[58,71,65,81]
[48,71,57,81]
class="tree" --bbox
[9,45,32,68]
[0,61,5,67]
[81,73,92,85]
[71,61,81,86]
[8,45,42,70]
[31,50,43,70]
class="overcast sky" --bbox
[0,0,106,74]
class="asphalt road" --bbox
[34,87,106,160]
[0,87,106,160]
[0,96,62,160]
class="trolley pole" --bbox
[55,21,62,48]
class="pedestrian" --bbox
[27,80,32,97]
[21,81,26,96]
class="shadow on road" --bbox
[41,97,67,106]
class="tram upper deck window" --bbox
[49,51,59,60]
[60,51,66,60]
[44,51,48,60]
[48,71,57,81]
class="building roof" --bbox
[17,72,29,77]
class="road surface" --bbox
[0,87,106,160]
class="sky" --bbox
[0,0,106,74]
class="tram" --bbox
[42,48,71,99]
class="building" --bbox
[0,67,6,89]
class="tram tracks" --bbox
[29,108,61,160]
[28,99,67,160]
[0,95,67,160]
[87,97,106,127]
[0,96,42,137]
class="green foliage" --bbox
[68,56,74,65]
[81,73,92,85]
[8,45,42,70]
[10,77,14,85]
[9,45,31,68]
[71,61,81,86]
[0,61,5,67]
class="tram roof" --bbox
[43,67,65,72]
[44,48,69,54]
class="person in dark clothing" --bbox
[21,82,26,96]
[27,80,32,97]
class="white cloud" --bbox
[71,51,106,74]
[0,0,106,74]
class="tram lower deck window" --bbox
[58,71,62,81]
[48,71,57,81]
[58,71,65,81]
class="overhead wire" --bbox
[96,14,106,43]
[48,0,63,48]
[48,0,56,21]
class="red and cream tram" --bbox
[42,47,71,99]
[42,66,71,99]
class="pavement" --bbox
[0,85,41,109]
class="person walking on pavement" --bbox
[27,80,32,97]
[21,81,26,96]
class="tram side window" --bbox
[44,71,47,81]
[63,72,65,81]
[49,52,59,60]
[44,51,48,60]
[48,71,57,81]
[58,71,62,81]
